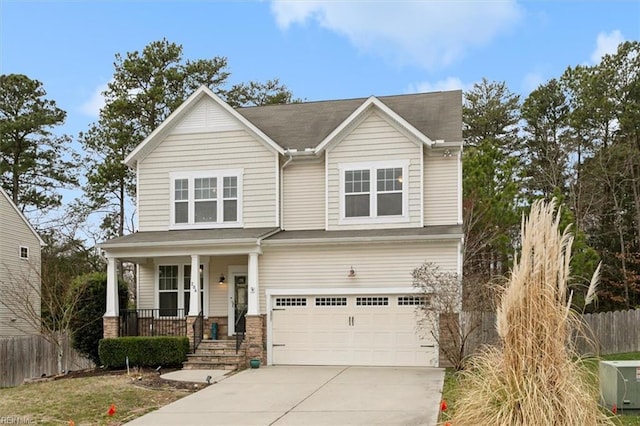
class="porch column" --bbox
[105,257,119,316]
[103,256,119,339]
[188,254,200,316]
[247,252,259,315]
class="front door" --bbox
[234,275,248,333]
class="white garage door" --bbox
[271,294,437,367]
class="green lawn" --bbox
[440,352,640,425]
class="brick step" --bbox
[196,340,246,350]
[182,360,238,370]
[187,354,245,363]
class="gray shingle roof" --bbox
[264,225,463,242]
[236,91,462,151]
[100,225,462,249]
[99,227,280,248]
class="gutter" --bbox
[262,233,464,247]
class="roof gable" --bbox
[125,86,284,167]
[314,96,433,154]
[0,188,45,246]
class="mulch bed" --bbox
[27,367,207,392]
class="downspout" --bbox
[279,150,294,230]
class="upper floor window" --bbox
[340,161,409,223]
[19,246,29,259]
[170,170,242,228]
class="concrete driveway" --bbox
[127,366,445,426]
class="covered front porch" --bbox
[99,228,279,364]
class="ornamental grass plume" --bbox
[449,200,612,426]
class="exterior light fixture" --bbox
[218,273,226,285]
[443,149,452,157]
[348,266,356,278]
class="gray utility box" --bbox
[600,360,640,410]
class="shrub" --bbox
[98,336,189,368]
[70,272,128,364]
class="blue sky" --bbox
[0,0,639,221]
[2,0,638,137]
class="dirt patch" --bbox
[26,367,208,392]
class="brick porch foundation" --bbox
[103,316,119,338]
[245,314,265,366]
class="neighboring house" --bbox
[100,86,463,367]
[0,187,44,336]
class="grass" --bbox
[441,352,640,425]
[0,370,196,425]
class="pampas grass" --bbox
[449,200,612,425]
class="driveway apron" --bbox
[126,366,445,426]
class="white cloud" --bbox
[590,30,625,64]
[407,77,468,94]
[270,1,522,70]
[522,72,544,94]
[80,81,109,117]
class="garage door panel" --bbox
[272,294,438,367]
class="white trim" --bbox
[19,246,29,260]
[105,257,119,317]
[457,148,463,225]
[247,253,259,315]
[261,233,464,246]
[136,263,140,311]
[169,169,244,229]
[266,287,421,365]
[325,151,330,230]
[338,160,410,225]
[420,143,425,228]
[0,187,45,246]
[136,161,140,231]
[457,241,463,278]
[275,154,280,227]
[227,265,248,336]
[125,86,284,167]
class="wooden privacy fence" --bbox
[0,333,94,388]
[462,309,640,357]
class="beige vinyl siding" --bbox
[208,255,247,316]
[137,263,156,310]
[173,97,241,133]
[137,130,277,231]
[0,196,41,336]
[283,162,325,230]
[424,153,459,225]
[259,240,458,313]
[327,111,422,230]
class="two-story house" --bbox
[100,86,463,367]
[0,187,44,336]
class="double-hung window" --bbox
[158,263,207,317]
[340,160,409,222]
[170,170,242,228]
[158,265,179,316]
